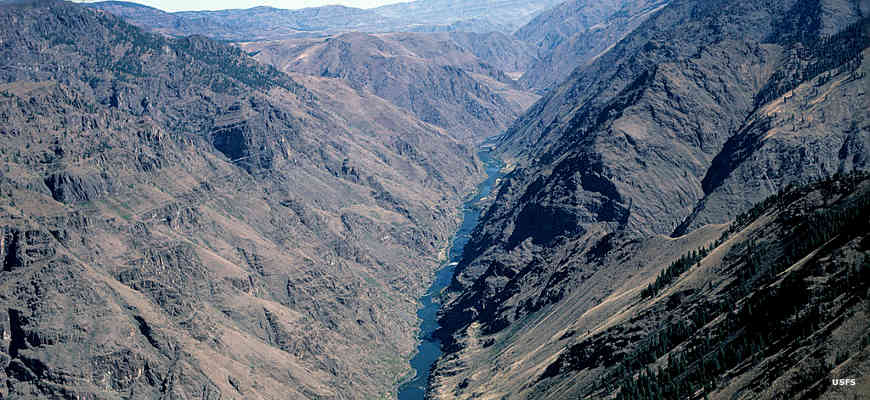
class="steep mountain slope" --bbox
[0,2,482,399]
[514,0,627,52]
[433,0,870,398]
[242,32,540,140]
[676,20,870,233]
[396,31,538,77]
[434,173,870,400]
[492,0,868,237]
[516,0,671,91]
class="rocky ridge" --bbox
[433,170,870,400]
[516,0,671,91]
[241,31,540,140]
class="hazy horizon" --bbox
[71,0,410,12]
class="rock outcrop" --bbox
[434,173,870,399]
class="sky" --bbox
[72,0,409,12]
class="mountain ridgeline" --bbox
[515,0,672,91]
[240,32,540,141]
[87,0,567,39]
[88,0,688,141]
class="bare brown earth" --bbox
[3,1,869,399]
[241,31,540,142]
[0,2,484,399]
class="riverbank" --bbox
[397,150,505,400]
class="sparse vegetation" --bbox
[645,171,870,299]
[755,17,869,108]
[615,172,870,399]
[641,246,710,299]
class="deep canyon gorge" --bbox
[0,0,868,399]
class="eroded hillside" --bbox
[242,32,540,141]
[434,0,870,398]
[516,0,671,91]
[0,2,482,399]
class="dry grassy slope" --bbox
[677,46,870,233]
[240,31,540,141]
[431,175,870,400]
[514,0,670,92]
[0,2,481,399]
[429,224,727,400]
[434,0,870,398]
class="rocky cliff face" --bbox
[434,0,870,398]
[489,0,868,237]
[0,2,482,399]
[242,32,540,141]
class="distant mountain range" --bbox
[85,0,677,139]
[85,0,566,39]
[87,0,686,94]
[85,0,566,141]
[374,0,566,33]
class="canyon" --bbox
[1,0,868,399]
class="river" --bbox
[397,149,504,400]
